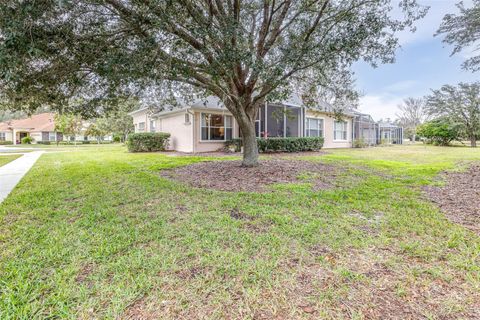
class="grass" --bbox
[0,154,21,167]
[0,144,479,319]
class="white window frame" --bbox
[48,132,56,142]
[138,122,145,132]
[200,113,233,142]
[334,120,348,141]
[150,120,156,132]
[305,117,325,137]
[0,132,5,141]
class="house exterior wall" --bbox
[305,110,352,148]
[132,106,354,152]
[0,131,13,143]
[131,109,152,133]
[30,132,43,142]
[157,112,194,152]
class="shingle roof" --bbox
[138,94,356,117]
[0,113,56,132]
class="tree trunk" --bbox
[470,136,477,147]
[236,113,259,167]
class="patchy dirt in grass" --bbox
[334,248,480,319]
[424,164,480,235]
[273,247,480,319]
[75,263,95,284]
[229,208,255,220]
[161,159,339,192]
[120,245,480,319]
[124,296,161,320]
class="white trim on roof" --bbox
[128,107,149,116]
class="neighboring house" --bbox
[0,113,112,144]
[130,97,355,152]
[0,113,61,145]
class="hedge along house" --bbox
[130,97,354,153]
[0,113,62,145]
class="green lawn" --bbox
[0,154,21,167]
[1,145,479,319]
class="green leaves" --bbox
[426,82,480,146]
[436,0,480,72]
[0,0,427,115]
[417,118,462,146]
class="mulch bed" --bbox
[161,159,338,192]
[158,150,327,158]
[424,164,480,235]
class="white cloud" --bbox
[358,94,404,121]
[458,44,479,59]
[384,80,419,92]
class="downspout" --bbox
[187,109,195,153]
[351,118,354,147]
[264,101,268,138]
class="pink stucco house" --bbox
[130,97,354,153]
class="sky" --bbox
[353,0,478,121]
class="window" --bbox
[138,122,145,132]
[264,105,301,138]
[0,132,5,141]
[150,120,156,132]
[306,118,324,137]
[185,113,191,124]
[48,132,56,141]
[201,113,233,141]
[266,105,285,137]
[334,121,348,140]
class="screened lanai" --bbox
[353,112,378,146]
[255,104,303,138]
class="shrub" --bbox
[225,139,243,152]
[0,141,13,145]
[226,137,324,153]
[113,135,121,143]
[127,132,171,152]
[417,119,461,146]
[353,138,367,148]
[21,136,33,144]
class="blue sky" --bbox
[353,0,478,121]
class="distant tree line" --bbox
[55,100,137,143]
[397,82,480,147]
[396,1,480,147]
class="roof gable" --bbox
[0,113,56,132]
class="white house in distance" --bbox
[0,113,112,144]
[130,97,355,153]
[0,113,60,145]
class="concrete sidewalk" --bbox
[0,151,44,203]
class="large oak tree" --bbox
[0,0,426,166]
[437,0,480,72]
[427,82,480,147]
